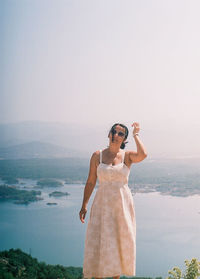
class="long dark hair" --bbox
[108,123,129,149]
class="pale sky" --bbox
[1,0,200,142]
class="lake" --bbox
[0,179,200,278]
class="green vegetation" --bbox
[166,258,200,279]
[0,248,163,279]
[1,176,19,185]
[132,180,200,197]
[0,185,43,205]
[49,191,70,197]
[0,248,83,279]
[36,178,63,188]
[65,178,86,184]
[0,157,200,197]
[0,158,89,182]
[1,249,199,279]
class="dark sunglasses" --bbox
[111,128,125,137]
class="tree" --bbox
[166,258,200,279]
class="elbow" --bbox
[143,152,148,158]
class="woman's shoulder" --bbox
[91,149,101,156]
[91,148,107,156]
[90,150,102,167]
[124,149,135,167]
[90,150,101,161]
[124,149,137,161]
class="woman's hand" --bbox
[79,206,87,223]
[131,122,140,134]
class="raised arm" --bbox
[128,122,148,163]
[79,151,99,223]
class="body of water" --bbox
[0,179,200,278]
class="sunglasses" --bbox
[111,128,125,137]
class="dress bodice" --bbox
[97,149,130,186]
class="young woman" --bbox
[79,122,147,279]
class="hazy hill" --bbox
[0,120,199,159]
[0,121,106,157]
[0,141,87,159]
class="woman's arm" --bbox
[79,151,99,223]
[129,122,148,163]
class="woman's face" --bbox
[108,125,126,145]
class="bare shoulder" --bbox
[124,150,135,164]
[125,149,147,164]
[90,150,101,167]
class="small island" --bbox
[49,191,70,197]
[2,176,19,185]
[46,202,57,205]
[35,178,63,188]
[0,184,43,204]
[65,178,84,184]
[130,182,200,197]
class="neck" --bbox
[108,144,121,154]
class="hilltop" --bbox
[0,248,160,279]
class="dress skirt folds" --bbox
[83,149,136,278]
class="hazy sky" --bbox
[1,0,200,136]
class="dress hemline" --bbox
[83,270,136,278]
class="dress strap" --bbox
[121,150,126,163]
[99,149,102,163]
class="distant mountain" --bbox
[0,141,88,159]
[0,121,106,157]
[0,120,198,159]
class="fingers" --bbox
[131,122,140,134]
[131,122,140,127]
[80,214,85,223]
[79,212,84,223]
[79,209,87,223]
[80,217,85,223]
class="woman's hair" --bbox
[108,123,129,149]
